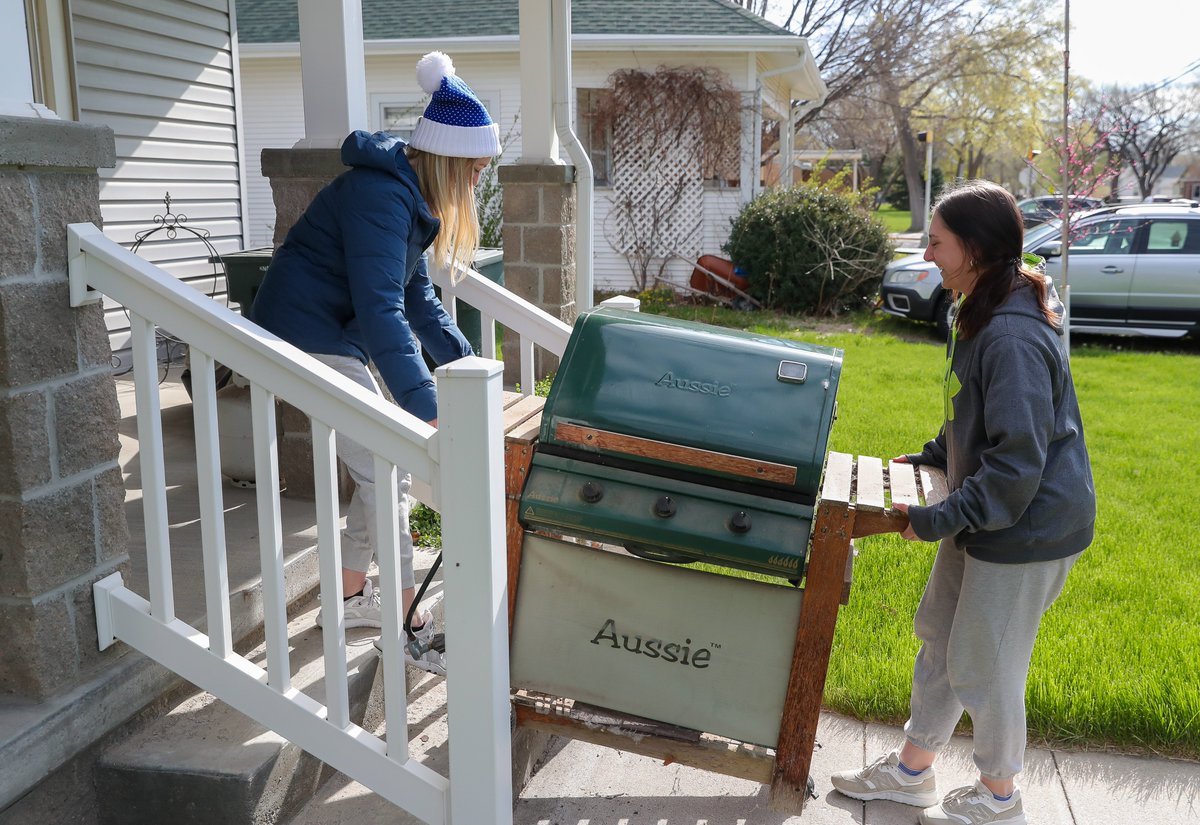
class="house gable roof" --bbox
[235,0,794,44]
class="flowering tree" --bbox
[1027,96,1123,210]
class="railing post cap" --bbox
[435,356,504,380]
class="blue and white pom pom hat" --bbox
[408,51,501,158]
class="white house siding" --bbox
[239,55,304,246]
[239,48,766,294]
[73,0,247,353]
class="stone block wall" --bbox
[0,116,129,701]
[497,163,578,388]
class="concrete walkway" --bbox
[128,377,1200,825]
[284,651,1200,825]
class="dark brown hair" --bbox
[933,180,1057,339]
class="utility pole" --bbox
[1061,0,1072,352]
[918,129,933,245]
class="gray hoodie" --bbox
[906,280,1096,563]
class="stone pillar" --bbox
[0,116,129,701]
[498,163,577,388]
[260,147,346,247]
[260,147,349,499]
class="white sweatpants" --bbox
[903,537,1079,780]
[310,353,416,589]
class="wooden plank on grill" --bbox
[502,394,546,433]
[821,452,854,505]
[888,460,921,509]
[513,693,776,784]
[554,422,798,486]
[919,465,949,506]
[855,455,886,512]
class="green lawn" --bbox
[654,305,1200,759]
[875,204,914,234]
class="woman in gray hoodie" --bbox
[831,180,1095,825]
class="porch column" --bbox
[294,0,367,149]
[498,164,576,388]
[497,0,575,387]
[0,115,129,701]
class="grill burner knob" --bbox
[580,481,604,503]
[729,510,752,533]
[653,495,676,518]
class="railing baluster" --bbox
[251,383,290,692]
[312,419,350,729]
[481,312,497,360]
[372,455,410,762]
[130,312,174,621]
[520,334,535,396]
[447,292,458,324]
[191,350,232,658]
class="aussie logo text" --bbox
[589,618,714,669]
[655,371,732,397]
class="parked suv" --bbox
[1016,195,1104,228]
[879,203,1200,339]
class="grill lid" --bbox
[539,308,842,496]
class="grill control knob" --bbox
[653,495,676,518]
[729,510,752,533]
[580,481,604,503]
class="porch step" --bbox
[94,554,445,825]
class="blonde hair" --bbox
[405,148,481,284]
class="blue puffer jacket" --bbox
[250,131,473,422]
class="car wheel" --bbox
[934,291,956,340]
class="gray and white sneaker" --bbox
[920,781,1026,825]
[372,606,446,678]
[830,750,939,807]
[315,579,383,629]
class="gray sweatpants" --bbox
[903,537,1079,780]
[311,353,416,589]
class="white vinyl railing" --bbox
[430,259,572,394]
[68,222,515,825]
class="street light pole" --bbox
[918,129,933,245]
[1061,0,1072,353]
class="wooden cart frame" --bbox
[499,393,946,814]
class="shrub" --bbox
[724,182,892,316]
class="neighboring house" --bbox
[1174,156,1200,200]
[235,0,825,292]
[1112,157,1195,201]
[70,0,251,366]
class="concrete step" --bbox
[94,551,446,825]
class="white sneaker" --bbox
[830,750,940,807]
[372,604,446,678]
[315,579,382,629]
[920,781,1026,825]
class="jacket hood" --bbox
[992,275,1065,335]
[341,130,420,189]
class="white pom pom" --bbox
[416,51,455,94]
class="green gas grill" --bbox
[519,307,842,579]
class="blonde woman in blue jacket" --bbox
[251,52,499,676]
[831,181,1095,825]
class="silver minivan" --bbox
[1036,204,1200,338]
[879,203,1200,339]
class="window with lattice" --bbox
[577,88,613,186]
